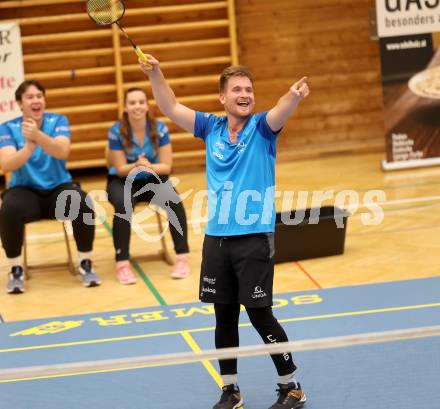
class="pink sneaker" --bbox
[116,261,137,285]
[171,255,190,279]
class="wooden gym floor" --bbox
[1,152,439,322]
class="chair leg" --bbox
[23,225,30,279]
[62,221,76,276]
[155,211,174,265]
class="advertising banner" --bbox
[376,0,440,37]
[375,1,440,170]
[0,22,25,123]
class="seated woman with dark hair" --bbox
[106,87,190,284]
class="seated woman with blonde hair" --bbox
[106,87,190,284]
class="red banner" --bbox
[0,22,25,123]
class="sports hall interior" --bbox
[1,3,440,408]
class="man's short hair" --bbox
[219,65,254,92]
[15,80,46,102]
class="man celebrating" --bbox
[140,56,309,409]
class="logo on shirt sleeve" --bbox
[109,132,120,141]
[0,134,11,143]
[158,123,169,139]
[55,126,69,133]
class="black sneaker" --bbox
[7,266,25,294]
[213,384,243,409]
[78,259,101,287]
[268,382,306,409]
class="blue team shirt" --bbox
[194,111,280,236]
[0,113,72,190]
[108,119,170,179]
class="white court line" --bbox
[346,195,440,210]
[26,217,209,241]
[24,195,440,241]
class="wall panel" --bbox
[235,0,384,160]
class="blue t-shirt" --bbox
[0,113,72,190]
[194,111,280,236]
[108,119,170,179]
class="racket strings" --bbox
[86,0,151,66]
[87,0,125,25]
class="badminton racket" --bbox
[86,0,151,68]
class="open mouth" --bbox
[237,100,250,107]
[31,106,42,115]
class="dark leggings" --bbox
[214,303,297,376]
[106,174,189,261]
[0,183,95,258]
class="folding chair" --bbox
[23,221,76,278]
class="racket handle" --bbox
[134,47,152,68]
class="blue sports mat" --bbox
[1,277,439,409]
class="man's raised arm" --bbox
[139,55,196,134]
[266,77,310,133]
